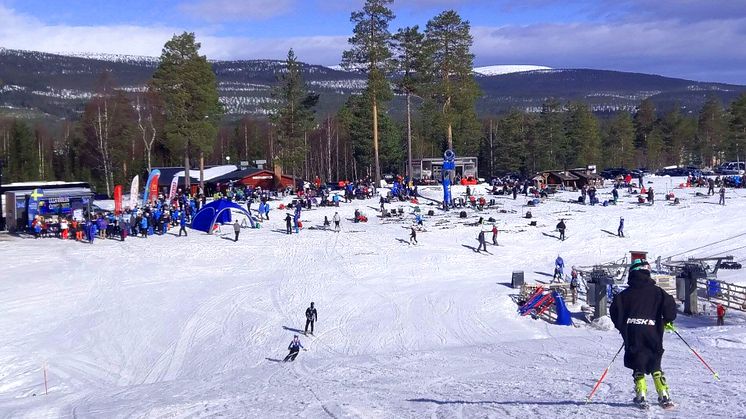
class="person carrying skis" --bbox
[333,212,341,232]
[556,219,566,241]
[305,302,318,335]
[283,335,304,362]
[491,223,498,246]
[618,216,625,237]
[284,213,292,234]
[716,303,726,326]
[409,226,418,245]
[553,255,565,282]
[476,229,487,252]
[233,219,241,242]
[610,258,677,409]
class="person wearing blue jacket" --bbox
[283,335,304,362]
[140,215,149,238]
[553,256,565,281]
[178,211,188,237]
[618,216,625,237]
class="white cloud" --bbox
[179,0,298,22]
[0,5,347,64]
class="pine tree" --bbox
[604,112,635,168]
[8,120,35,182]
[271,49,319,177]
[634,99,656,165]
[536,99,566,168]
[696,96,727,166]
[423,10,479,153]
[341,0,395,183]
[727,93,746,161]
[565,102,601,167]
[393,25,425,179]
[152,32,222,191]
[494,110,530,174]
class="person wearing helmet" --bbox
[305,302,318,335]
[283,335,304,362]
[610,259,677,409]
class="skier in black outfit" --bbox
[556,219,566,241]
[618,216,625,237]
[409,226,418,244]
[283,335,304,362]
[476,230,487,252]
[610,259,677,408]
[305,302,317,335]
[285,213,292,234]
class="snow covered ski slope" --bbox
[1,176,745,418]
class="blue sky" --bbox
[1,0,745,84]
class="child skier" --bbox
[409,226,418,244]
[283,335,304,362]
[556,219,566,241]
[333,212,341,232]
[491,224,498,246]
[553,255,565,282]
[716,303,726,326]
[610,259,677,409]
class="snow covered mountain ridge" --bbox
[472,65,553,76]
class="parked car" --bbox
[715,161,745,175]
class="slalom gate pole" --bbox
[43,363,48,395]
[674,329,720,380]
[586,343,624,403]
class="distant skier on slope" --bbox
[476,229,487,253]
[553,255,565,282]
[491,224,498,246]
[610,258,677,409]
[409,226,418,245]
[618,216,625,237]
[333,212,341,232]
[283,335,305,362]
[556,219,566,241]
[305,302,317,335]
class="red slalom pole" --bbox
[674,329,720,381]
[586,343,624,403]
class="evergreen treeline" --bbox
[2,1,746,193]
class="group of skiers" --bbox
[282,302,318,362]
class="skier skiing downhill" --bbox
[305,302,317,335]
[283,335,305,362]
[409,226,418,245]
[610,259,677,409]
[553,255,565,282]
[556,219,566,241]
[476,229,488,253]
[618,216,625,237]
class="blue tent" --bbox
[552,290,573,326]
[191,199,255,234]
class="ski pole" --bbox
[673,329,719,380]
[586,342,624,403]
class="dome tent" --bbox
[191,199,255,234]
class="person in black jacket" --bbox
[556,219,566,241]
[610,259,677,408]
[305,302,318,335]
[285,213,292,234]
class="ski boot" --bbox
[653,371,675,409]
[632,371,649,410]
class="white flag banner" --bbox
[128,175,139,209]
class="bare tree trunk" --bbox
[335,125,339,181]
[244,122,249,161]
[489,119,494,176]
[326,116,332,182]
[199,152,205,195]
[95,98,113,197]
[406,92,413,179]
[304,131,309,180]
[372,96,381,183]
[184,151,191,192]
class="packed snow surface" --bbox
[1,176,745,418]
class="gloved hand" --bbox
[664,322,676,333]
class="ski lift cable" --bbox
[666,231,746,260]
[702,244,746,259]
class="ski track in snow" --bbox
[1,176,746,418]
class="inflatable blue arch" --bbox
[191,199,256,234]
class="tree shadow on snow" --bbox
[282,326,305,334]
[407,398,629,408]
